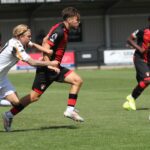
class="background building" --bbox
[0,0,150,66]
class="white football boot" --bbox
[64,109,84,122]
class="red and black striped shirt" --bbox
[132,27,150,62]
[47,22,69,63]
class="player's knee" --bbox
[30,94,40,102]
[79,77,83,86]
[12,100,20,106]
[74,76,83,87]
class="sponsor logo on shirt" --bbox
[41,84,46,90]
[146,72,150,77]
[50,33,58,43]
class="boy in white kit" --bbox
[0,24,59,131]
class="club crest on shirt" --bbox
[145,72,150,77]
[50,33,58,42]
[40,84,46,90]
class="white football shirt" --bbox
[0,38,30,80]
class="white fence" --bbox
[104,49,134,65]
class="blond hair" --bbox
[13,24,30,37]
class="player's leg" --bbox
[20,90,42,106]
[4,66,50,117]
[0,84,12,106]
[0,77,19,105]
[2,91,44,132]
[2,90,21,131]
[61,69,84,122]
[9,90,42,115]
[0,77,21,131]
[2,67,49,131]
[123,58,149,110]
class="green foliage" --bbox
[0,69,150,150]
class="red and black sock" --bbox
[132,81,148,99]
[10,103,25,116]
[67,94,78,107]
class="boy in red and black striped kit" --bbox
[123,16,150,110]
[3,7,84,132]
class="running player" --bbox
[123,16,150,110]
[0,24,59,131]
[2,7,84,132]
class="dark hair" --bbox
[62,7,80,21]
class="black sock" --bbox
[10,103,25,115]
[132,81,148,99]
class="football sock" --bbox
[67,94,77,111]
[10,103,25,116]
[67,106,74,112]
[132,81,148,99]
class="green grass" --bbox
[1,68,150,149]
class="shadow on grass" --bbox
[0,125,78,133]
[136,107,150,111]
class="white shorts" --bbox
[0,77,16,99]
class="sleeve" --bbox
[131,29,143,39]
[47,29,64,47]
[13,42,30,62]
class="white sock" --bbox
[0,99,11,106]
[66,106,74,112]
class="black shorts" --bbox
[134,56,150,82]
[32,66,72,94]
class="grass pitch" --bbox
[0,68,150,150]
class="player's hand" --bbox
[138,47,145,53]
[28,41,34,47]
[47,66,60,74]
[50,60,60,67]
[44,49,53,55]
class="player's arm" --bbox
[26,58,54,67]
[42,35,53,61]
[26,58,59,73]
[42,34,60,67]
[28,41,53,55]
[13,45,60,73]
[127,29,145,53]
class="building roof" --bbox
[0,0,150,19]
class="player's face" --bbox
[68,16,80,29]
[20,30,32,46]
